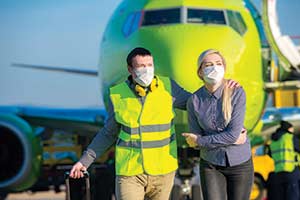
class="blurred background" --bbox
[0,0,299,108]
[1,1,300,200]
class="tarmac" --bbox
[6,191,65,200]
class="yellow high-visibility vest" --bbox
[295,152,300,167]
[270,133,296,172]
[110,76,178,176]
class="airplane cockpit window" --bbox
[122,7,247,38]
[226,10,247,35]
[141,8,180,26]
[187,8,226,25]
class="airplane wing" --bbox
[12,63,98,77]
[0,105,107,191]
[260,106,300,136]
[8,64,102,132]
[250,105,300,146]
[0,105,106,135]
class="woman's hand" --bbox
[234,128,247,145]
[227,79,240,88]
[69,162,87,179]
[182,133,198,147]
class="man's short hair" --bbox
[127,47,152,67]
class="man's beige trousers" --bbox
[115,171,175,200]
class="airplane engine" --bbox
[0,114,42,192]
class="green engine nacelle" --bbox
[0,114,42,191]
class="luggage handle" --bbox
[65,171,89,179]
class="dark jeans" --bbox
[200,158,254,200]
[267,168,300,200]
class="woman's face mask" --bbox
[202,65,224,85]
[133,67,154,87]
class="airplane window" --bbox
[141,8,180,26]
[227,10,247,35]
[187,9,226,25]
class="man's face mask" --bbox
[134,67,154,87]
[203,65,224,85]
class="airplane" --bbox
[0,0,300,199]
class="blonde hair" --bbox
[197,49,232,125]
[222,80,233,125]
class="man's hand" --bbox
[234,128,247,145]
[228,79,240,88]
[182,133,198,147]
[70,162,87,179]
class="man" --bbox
[70,47,191,200]
[267,120,300,200]
[70,47,243,200]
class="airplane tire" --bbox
[170,185,181,200]
[192,185,203,200]
[252,176,264,200]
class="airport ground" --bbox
[7,191,65,200]
[6,189,266,200]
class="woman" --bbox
[182,49,253,200]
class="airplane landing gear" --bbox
[170,147,203,200]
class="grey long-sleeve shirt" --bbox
[79,78,191,168]
[187,84,251,167]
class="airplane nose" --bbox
[137,25,245,92]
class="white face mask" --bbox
[133,67,154,87]
[203,65,224,84]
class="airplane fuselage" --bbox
[99,0,266,132]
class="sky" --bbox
[0,0,299,108]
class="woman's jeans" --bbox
[200,158,254,200]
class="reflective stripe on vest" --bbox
[295,152,300,167]
[270,133,296,172]
[110,76,177,176]
[121,120,173,135]
[117,133,176,148]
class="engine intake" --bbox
[0,114,42,192]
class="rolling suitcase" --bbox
[65,171,91,200]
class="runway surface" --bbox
[7,191,65,200]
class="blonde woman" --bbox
[183,49,253,200]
